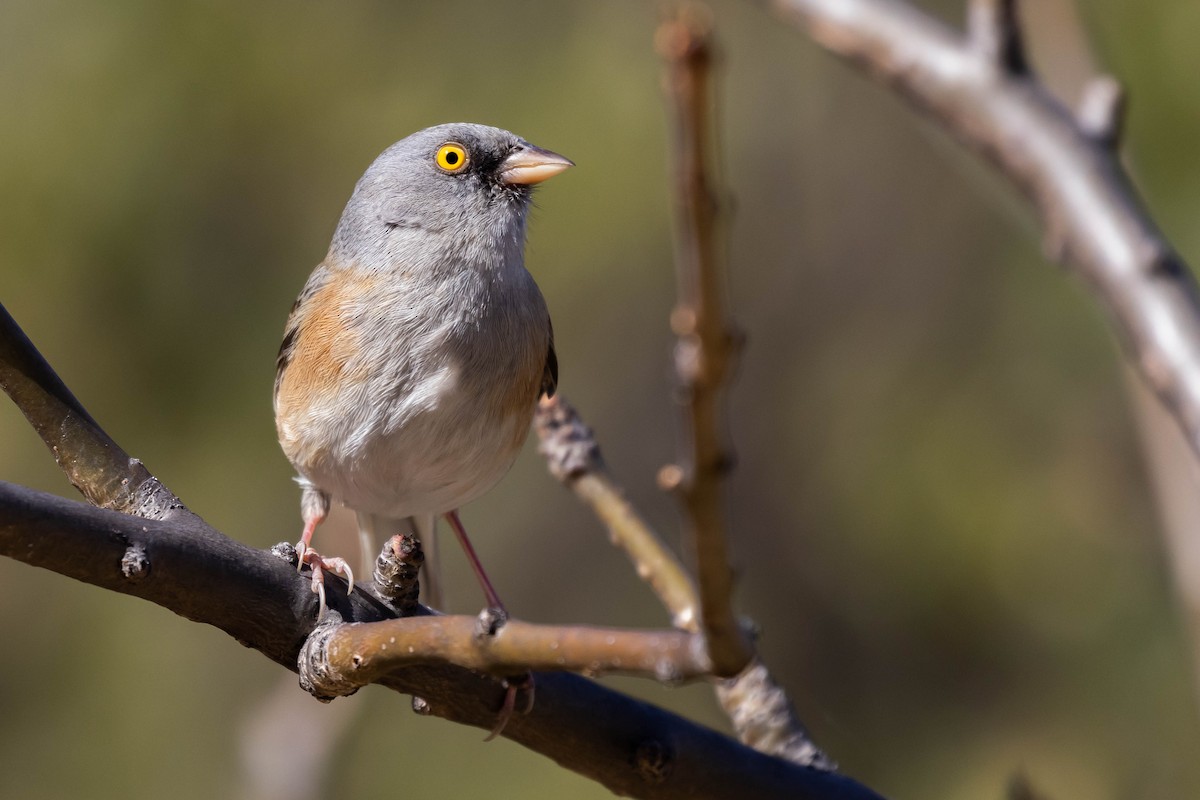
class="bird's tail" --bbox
[355,512,442,609]
[409,513,441,609]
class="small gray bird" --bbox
[274,123,571,616]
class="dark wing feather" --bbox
[541,317,558,398]
[274,266,329,404]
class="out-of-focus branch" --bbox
[657,4,753,679]
[755,0,1200,729]
[755,0,1200,467]
[300,615,712,700]
[0,301,187,521]
[536,395,834,770]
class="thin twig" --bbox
[299,615,713,700]
[536,395,699,629]
[657,3,753,679]
[966,0,1027,73]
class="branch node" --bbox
[716,659,836,770]
[967,0,1029,74]
[373,534,424,614]
[633,738,673,785]
[120,543,149,582]
[270,540,300,566]
[475,606,508,638]
[1077,75,1126,148]
[657,463,685,492]
[534,395,602,481]
[297,620,362,702]
[670,305,698,336]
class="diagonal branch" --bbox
[754,0,1200,468]
[536,396,699,629]
[0,301,187,521]
[536,395,834,769]
[657,3,754,679]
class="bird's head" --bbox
[329,123,573,274]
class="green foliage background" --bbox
[2,1,1198,797]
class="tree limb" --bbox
[754,0,1200,467]
[657,3,754,679]
[0,479,884,799]
[0,302,187,520]
[301,614,713,700]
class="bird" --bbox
[273,123,571,623]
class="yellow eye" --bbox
[435,143,469,172]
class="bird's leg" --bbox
[444,509,533,738]
[295,482,354,615]
[444,509,507,615]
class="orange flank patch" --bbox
[275,268,378,436]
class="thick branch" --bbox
[658,5,753,679]
[0,301,186,520]
[756,0,1200,465]
[0,480,883,799]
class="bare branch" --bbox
[966,0,1027,73]
[717,660,835,769]
[657,4,753,679]
[0,478,884,799]
[300,615,713,700]
[1077,75,1126,148]
[536,395,699,629]
[757,0,1200,467]
[0,301,187,521]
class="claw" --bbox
[483,673,534,742]
[311,562,328,616]
[296,544,355,616]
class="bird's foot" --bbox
[484,672,535,742]
[295,543,355,616]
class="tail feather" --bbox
[409,514,441,609]
[355,512,442,609]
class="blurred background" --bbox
[2,0,1199,797]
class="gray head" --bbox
[328,123,572,274]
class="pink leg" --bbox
[443,509,532,738]
[295,486,354,615]
[444,509,506,613]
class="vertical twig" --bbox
[656,6,753,678]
